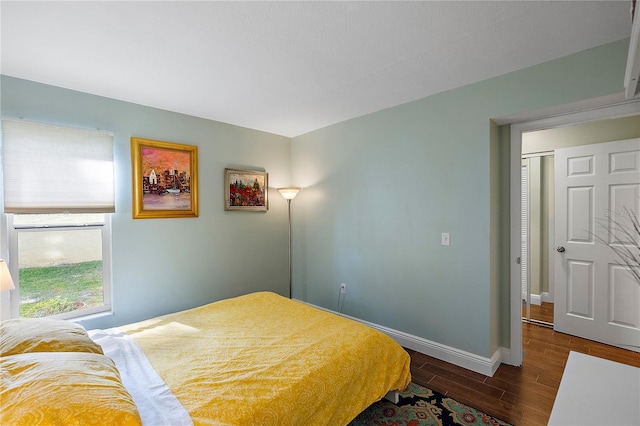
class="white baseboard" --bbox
[522,292,553,306]
[382,323,503,377]
[303,301,504,377]
[500,347,513,366]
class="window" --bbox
[2,119,114,320]
[7,214,112,319]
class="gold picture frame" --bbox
[224,168,268,211]
[131,137,198,219]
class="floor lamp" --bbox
[278,187,301,298]
[0,259,15,292]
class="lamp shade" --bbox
[277,187,301,200]
[0,259,15,292]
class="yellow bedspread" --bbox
[121,292,410,425]
[1,352,142,426]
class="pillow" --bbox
[1,352,142,425]
[0,318,103,356]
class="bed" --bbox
[1,291,411,425]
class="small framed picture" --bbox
[131,137,198,219]
[225,168,268,211]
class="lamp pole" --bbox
[277,187,301,299]
[286,198,293,299]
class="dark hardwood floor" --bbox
[523,301,554,324]
[406,322,640,425]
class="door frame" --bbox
[508,100,640,366]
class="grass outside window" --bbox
[19,261,103,318]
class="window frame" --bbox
[6,213,112,320]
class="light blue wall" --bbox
[290,39,629,357]
[1,38,630,360]
[1,76,293,330]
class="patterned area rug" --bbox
[349,382,512,426]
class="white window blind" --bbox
[2,119,115,213]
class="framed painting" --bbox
[131,137,198,219]
[225,168,268,211]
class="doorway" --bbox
[509,100,640,366]
[521,120,640,328]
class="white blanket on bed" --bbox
[89,328,193,426]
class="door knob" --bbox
[557,246,565,253]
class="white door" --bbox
[555,138,640,351]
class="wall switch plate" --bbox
[441,232,450,246]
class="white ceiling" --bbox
[0,1,633,137]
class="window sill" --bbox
[69,309,113,324]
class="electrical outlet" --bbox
[340,283,347,294]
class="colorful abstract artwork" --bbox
[131,137,198,219]
[225,168,268,211]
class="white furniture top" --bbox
[549,351,640,426]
